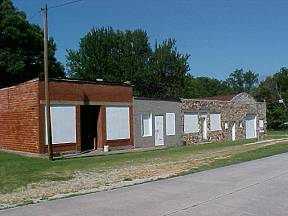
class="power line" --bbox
[28,0,83,22]
[28,10,41,21]
[49,0,84,10]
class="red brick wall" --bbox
[38,80,134,153]
[39,80,133,103]
[0,80,40,153]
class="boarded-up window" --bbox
[246,114,257,139]
[142,113,152,137]
[166,113,176,136]
[106,106,130,140]
[184,112,199,133]
[210,113,222,131]
[259,119,264,128]
[46,105,76,144]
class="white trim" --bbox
[184,112,199,134]
[166,113,176,136]
[45,105,76,145]
[154,115,164,146]
[210,112,222,131]
[232,123,236,141]
[41,100,131,106]
[141,113,152,137]
[106,106,130,140]
[259,119,264,128]
[245,114,257,139]
[201,113,208,140]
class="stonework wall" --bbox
[181,100,229,144]
[181,93,266,145]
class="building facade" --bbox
[0,78,266,155]
[133,97,182,148]
[182,93,266,144]
[0,78,134,154]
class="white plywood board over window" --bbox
[210,113,222,131]
[246,114,256,139]
[166,113,176,136]
[106,106,130,140]
[259,119,264,128]
[184,112,199,133]
[45,105,76,144]
[142,113,152,137]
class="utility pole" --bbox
[275,80,287,108]
[42,4,53,160]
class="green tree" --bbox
[254,67,288,129]
[225,69,258,93]
[183,75,234,98]
[0,0,64,88]
[67,27,151,87]
[67,27,190,98]
[145,39,190,98]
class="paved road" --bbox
[2,153,288,216]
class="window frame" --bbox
[184,112,199,134]
[210,112,222,131]
[106,106,130,140]
[166,112,176,136]
[141,113,152,137]
[45,105,76,145]
[259,119,264,128]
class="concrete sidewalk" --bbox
[2,152,288,216]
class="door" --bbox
[201,114,207,140]
[246,114,256,139]
[155,115,164,146]
[80,105,100,151]
[232,123,236,141]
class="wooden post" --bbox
[42,4,53,160]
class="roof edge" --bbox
[41,78,133,87]
[0,78,39,91]
[133,96,181,102]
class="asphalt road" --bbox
[2,153,288,216]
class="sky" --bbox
[13,0,288,80]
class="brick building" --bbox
[0,78,133,154]
[0,78,266,155]
[182,92,266,144]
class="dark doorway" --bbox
[80,105,100,151]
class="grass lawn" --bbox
[0,139,288,197]
[1,137,288,207]
[0,138,256,194]
[267,129,288,136]
[184,141,288,175]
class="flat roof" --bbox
[0,77,133,90]
[43,78,133,87]
[133,96,181,102]
[195,94,237,101]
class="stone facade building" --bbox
[182,93,266,144]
